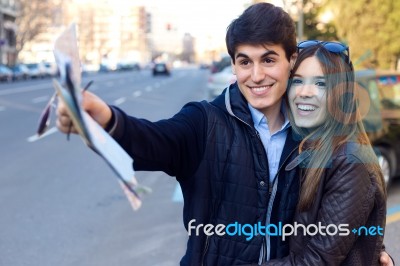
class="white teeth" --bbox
[252,86,270,92]
[297,104,316,111]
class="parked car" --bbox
[152,62,170,76]
[207,66,236,99]
[26,63,47,78]
[210,56,231,74]
[117,61,141,71]
[42,62,59,77]
[0,64,13,82]
[11,64,31,80]
[356,69,400,186]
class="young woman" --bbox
[267,41,387,265]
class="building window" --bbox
[6,29,15,46]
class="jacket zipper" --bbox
[201,235,210,266]
[262,147,298,263]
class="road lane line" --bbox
[114,97,126,105]
[132,91,142,97]
[386,205,400,224]
[387,212,400,224]
[32,96,50,104]
[0,83,52,96]
[27,127,58,142]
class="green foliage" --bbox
[327,0,400,70]
[302,0,338,41]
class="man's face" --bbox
[232,44,294,118]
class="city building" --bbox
[181,33,195,63]
[0,0,17,65]
[19,0,151,67]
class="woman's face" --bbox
[288,56,328,129]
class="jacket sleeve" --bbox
[266,154,379,265]
[108,101,208,178]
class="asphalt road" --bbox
[0,68,399,265]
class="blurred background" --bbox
[0,0,399,265]
[0,0,399,71]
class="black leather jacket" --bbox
[266,142,387,265]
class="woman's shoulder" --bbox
[334,141,378,165]
[330,142,384,190]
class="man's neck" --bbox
[263,104,284,135]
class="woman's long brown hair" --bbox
[287,45,385,211]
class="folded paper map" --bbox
[52,23,148,211]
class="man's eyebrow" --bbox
[235,50,279,59]
[260,50,279,57]
[235,53,249,59]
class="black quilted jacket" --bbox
[266,142,387,265]
[110,82,301,265]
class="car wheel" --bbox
[375,146,392,187]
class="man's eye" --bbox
[240,60,250,66]
[264,58,274,64]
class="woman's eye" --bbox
[315,81,326,87]
[292,78,303,85]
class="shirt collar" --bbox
[248,102,291,130]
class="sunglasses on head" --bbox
[297,40,351,65]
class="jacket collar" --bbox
[211,82,255,127]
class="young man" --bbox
[56,3,393,266]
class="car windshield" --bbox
[377,75,400,109]
[27,64,38,69]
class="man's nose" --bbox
[251,65,265,83]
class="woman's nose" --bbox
[296,85,317,97]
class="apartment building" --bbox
[19,0,151,66]
[0,0,17,65]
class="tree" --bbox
[328,0,400,70]
[301,0,338,41]
[14,0,54,61]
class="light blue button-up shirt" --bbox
[248,103,290,182]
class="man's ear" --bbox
[231,60,236,75]
[290,53,298,70]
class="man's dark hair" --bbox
[226,3,297,62]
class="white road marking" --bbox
[27,127,58,142]
[132,91,142,97]
[114,97,126,105]
[0,83,51,96]
[31,96,50,104]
